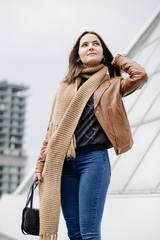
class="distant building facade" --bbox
[0,81,28,196]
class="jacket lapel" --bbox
[94,81,110,109]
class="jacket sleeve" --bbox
[35,95,57,173]
[114,54,148,97]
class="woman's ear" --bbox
[101,57,106,64]
[76,58,82,64]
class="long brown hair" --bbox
[64,31,121,83]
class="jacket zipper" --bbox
[108,106,121,154]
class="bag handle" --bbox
[21,179,38,235]
[25,178,38,209]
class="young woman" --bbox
[34,31,148,240]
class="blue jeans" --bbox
[61,149,111,240]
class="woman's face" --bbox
[78,34,104,68]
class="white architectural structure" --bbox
[0,8,159,240]
[108,7,160,195]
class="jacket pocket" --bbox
[107,106,121,154]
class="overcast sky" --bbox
[0,0,159,172]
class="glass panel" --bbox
[145,94,160,121]
[125,73,160,126]
[126,131,160,190]
[109,121,160,191]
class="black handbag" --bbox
[21,179,39,235]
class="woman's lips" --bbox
[87,52,96,56]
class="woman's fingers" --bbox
[33,173,43,184]
[111,57,116,65]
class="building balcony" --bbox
[0,176,21,184]
[9,129,24,136]
[9,138,23,145]
[11,98,26,106]
[0,90,7,96]
[0,130,24,139]
[9,130,24,136]
[10,114,25,121]
[0,128,9,134]
[0,99,9,104]
[0,137,8,143]
[0,115,10,121]
[11,91,28,98]
[10,122,25,128]
[0,121,10,127]
[11,107,26,114]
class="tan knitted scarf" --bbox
[39,64,109,240]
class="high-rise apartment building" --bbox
[0,81,28,196]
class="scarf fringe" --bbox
[66,134,76,158]
[40,233,58,240]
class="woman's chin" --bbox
[84,61,101,68]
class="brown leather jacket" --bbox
[35,54,148,173]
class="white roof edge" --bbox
[0,232,18,240]
[13,168,35,195]
[108,193,160,198]
[124,6,160,54]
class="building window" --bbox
[0,104,5,110]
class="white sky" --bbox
[0,0,159,172]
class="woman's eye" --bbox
[81,42,99,47]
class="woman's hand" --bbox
[111,54,127,66]
[111,57,116,66]
[33,172,43,184]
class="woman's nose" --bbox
[89,45,94,50]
